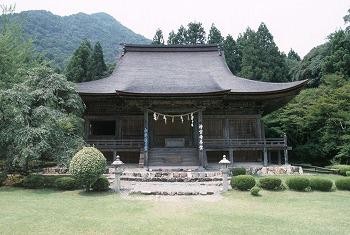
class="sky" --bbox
[2,0,350,57]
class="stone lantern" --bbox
[112,155,125,193]
[219,155,231,192]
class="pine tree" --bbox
[91,42,107,79]
[152,28,164,45]
[208,23,224,44]
[223,35,241,74]
[288,49,301,61]
[65,39,93,82]
[186,22,206,44]
[167,30,177,45]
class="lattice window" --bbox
[121,119,143,138]
[203,119,223,138]
[229,119,257,138]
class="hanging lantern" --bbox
[180,116,184,123]
[163,115,167,124]
[153,112,157,121]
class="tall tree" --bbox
[237,23,289,82]
[167,30,177,45]
[186,22,206,44]
[208,23,224,44]
[90,42,107,79]
[287,49,301,61]
[152,28,164,45]
[223,35,240,74]
[65,39,93,82]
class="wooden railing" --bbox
[87,139,144,149]
[204,138,286,149]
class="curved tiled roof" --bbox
[77,44,307,96]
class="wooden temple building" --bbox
[77,44,307,168]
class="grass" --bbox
[0,174,349,235]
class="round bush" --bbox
[22,175,45,189]
[309,178,333,192]
[231,175,256,191]
[92,176,110,192]
[286,177,310,191]
[259,177,282,190]
[69,147,107,191]
[250,186,260,196]
[231,168,246,176]
[331,165,350,176]
[346,171,350,177]
[335,178,350,191]
[55,177,77,190]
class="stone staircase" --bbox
[148,148,199,166]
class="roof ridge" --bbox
[123,43,220,52]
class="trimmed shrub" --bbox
[0,172,7,186]
[3,175,24,187]
[22,175,45,189]
[69,147,107,192]
[286,177,310,191]
[231,168,246,176]
[259,177,282,190]
[55,177,78,190]
[250,186,260,196]
[231,175,256,191]
[335,178,350,191]
[331,165,350,176]
[309,178,333,192]
[92,176,110,192]
[346,171,350,177]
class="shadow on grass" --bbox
[78,190,116,197]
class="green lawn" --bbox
[0,176,349,235]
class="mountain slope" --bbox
[10,10,150,68]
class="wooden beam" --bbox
[144,110,149,167]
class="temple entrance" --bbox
[151,118,194,148]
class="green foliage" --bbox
[223,35,240,74]
[237,23,290,82]
[335,178,350,190]
[286,177,310,191]
[331,165,350,176]
[231,167,246,176]
[250,186,261,196]
[207,23,224,44]
[0,66,85,172]
[265,74,350,165]
[55,177,78,190]
[92,176,110,192]
[152,28,164,45]
[0,172,7,186]
[22,174,45,189]
[69,147,107,192]
[346,171,350,176]
[259,177,282,190]
[2,175,24,187]
[309,178,333,192]
[167,22,205,45]
[2,10,150,69]
[230,175,256,191]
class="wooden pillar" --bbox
[263,148,268,166]
[113,151,117,161]
[229,148,234,166]
[144,111,149,167]
[267,151,271,165]
[283,133,289,165]
[84,119,90,139]
[277,150,282,165]
[198,110,204,167]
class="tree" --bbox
[90,42,107,79]
[208,23,224,44]
[287,49,301,61]
[0,66,85,172]
[152,28,164,45]
[186,22,206,44]
[223,35,240,74]
[167,30,177,45]
[168,25,188,45]
[237,23,289,82]
[344,9,350,31]
[65,39,93,82]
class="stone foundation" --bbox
[244,165,303,176]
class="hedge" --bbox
[22,175,46,189]
[335,178,350,191]
[259,177,282,190]
[231,175,256,191]
[331,165,350,176]
[309,178,333,192]
[55,177,78,190]
[92,176,110,192]
[286,177,310,191]
[250,186,260,196]
[231,168,246,176]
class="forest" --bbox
[0,6,349,173]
